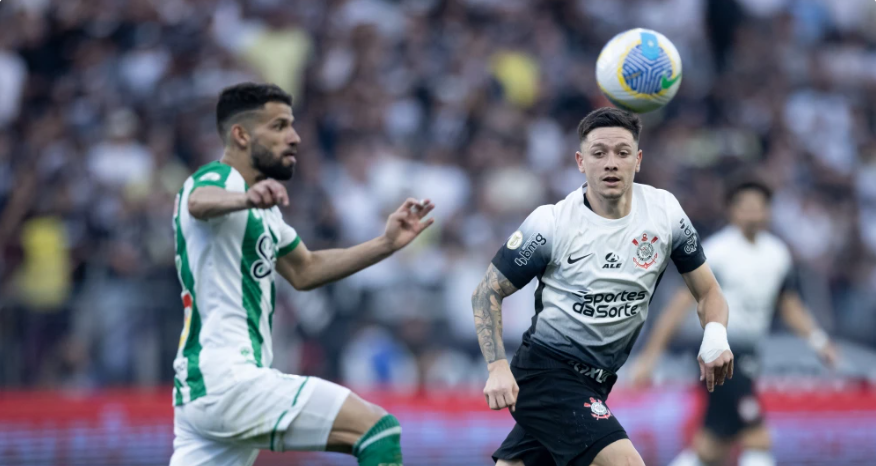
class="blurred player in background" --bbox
[630,178,839,466]
[471,108,734,466]
[170,82,434,466]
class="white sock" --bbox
[668,449,705,466]
[739,449,775,466]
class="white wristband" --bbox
[698,322,731,364]
[808,329,829,352]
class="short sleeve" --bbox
[666,194,706,274]
[191,162,233,190]
[491,205,555,289]
[275,214,300,258]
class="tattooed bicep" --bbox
[485,264,519,297]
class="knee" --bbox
[740,426,771,451]
[692,432,729,465]
[358,401,388,434]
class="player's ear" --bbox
[231,124,250,149]
[575,151,586,174]
[635,149,643,172]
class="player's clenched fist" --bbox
[484,359,519,412]
[247,179,289,209]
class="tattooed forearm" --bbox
[472,264,518,364]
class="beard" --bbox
[251,140,295,180]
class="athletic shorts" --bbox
[170,365,351,466]
[492,345,628,466]
[702,347,763,439]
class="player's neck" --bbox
[220,151,263,188]
[585,189,632,219]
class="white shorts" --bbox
[170,366,351,466]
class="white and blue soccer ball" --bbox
[596,28,682,113]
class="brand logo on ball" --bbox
[584,397,611,420]
[632,232,659,269]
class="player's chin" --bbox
[598,186,626,199]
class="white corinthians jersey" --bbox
[704,226,796,347]
[171,162,301,405]
[493,183,706,374]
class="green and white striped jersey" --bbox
[171,161,300,405]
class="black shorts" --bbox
[492,345,628,466]
[702,348,764,439]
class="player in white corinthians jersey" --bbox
[631,178,839,466]
[472,108,734,466]
[170,83,434,466]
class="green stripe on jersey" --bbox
[241,210,269,366]
[191,161,232,190]
[174,189,206,402]
[173,377,183,405]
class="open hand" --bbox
[383,198,435,251]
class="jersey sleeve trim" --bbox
[278,236,301,258]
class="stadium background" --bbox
[1,0,876,464]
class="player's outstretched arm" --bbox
[471,264,520,411]
[188,180,289,220]
[681,263,733,393]
[778,291,839,367]
[629,287,696,387]
[276,198,434,291]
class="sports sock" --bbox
[353,414,403,466]
[668,449,706,466]
[739,449,775,466]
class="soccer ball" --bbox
[596,28,682,113]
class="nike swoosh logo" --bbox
[567,253,593,265]
[661,73,681,90]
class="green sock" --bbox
[352,414,403,466]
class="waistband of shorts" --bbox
[513,343,617,383]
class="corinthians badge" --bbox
[584,397,612,420]
[632,232,659,269]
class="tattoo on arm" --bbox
[472,264,518,364]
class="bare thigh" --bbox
[589,439,645,466]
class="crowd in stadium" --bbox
[1,0,875,391]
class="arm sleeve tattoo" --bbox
[471,264,519,364]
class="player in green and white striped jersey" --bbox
[170,83,433,466]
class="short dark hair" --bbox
[725,177,773,206]
[577,107,643,143]
[216,83,293,142]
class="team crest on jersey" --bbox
[631,232,659,269]
[584,397,612,420]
